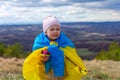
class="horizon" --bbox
[0,21,120,25]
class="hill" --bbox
[0,21,120,52]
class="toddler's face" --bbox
[46,24,60,41]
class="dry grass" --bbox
[0,57,24,80]
[85,60,120,77]
[0,57,120,80]
[0,57,24,73]
[83,60,120,80]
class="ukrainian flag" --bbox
[23,32,87,80]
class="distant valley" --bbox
[0,22,120,52]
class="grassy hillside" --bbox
[0,57,120,80]
[77,48,97,60]
[83,60,120,80]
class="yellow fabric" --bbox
[61,46,87,76]
[23,46,87,80]
[64,59,82,80]
[61,46,87,80]
[23,47,49,80]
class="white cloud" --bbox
[80,9,120,22]
[42,0,52,3]
[0,0,120,24]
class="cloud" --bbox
[101,0,120,10]
[0,0,120,24]
[68,0,105,3]
[0,0,71,8]
[80,0,120,10]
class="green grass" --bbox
[82,69,120,80]
[87,40,112,43]
[77,48,94,56]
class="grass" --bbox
[0,57,120,80]
[0,57,24,80]
[82,70,120,80]
[82,69,113,80]
[83,60,120,80]
[0,72,23,80]
[77,48,94,56]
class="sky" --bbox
[0,0,120,24]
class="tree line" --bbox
[0,42,29,58]
[96,41,120,61]
[0,41,120,61]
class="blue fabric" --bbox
[32,32,74,76]
[44,58,51,74]
[47,45,64,76]
[32,32,74,51]
[32,33,50,51]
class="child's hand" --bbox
[41,49,50,62]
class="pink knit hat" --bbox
[42,16,61,33]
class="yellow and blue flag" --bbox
[23,32,87,80]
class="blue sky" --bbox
[0,0,120,24]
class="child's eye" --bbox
[50,29,54,31]
[56,28,60,31]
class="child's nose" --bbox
[54,30,58,33]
